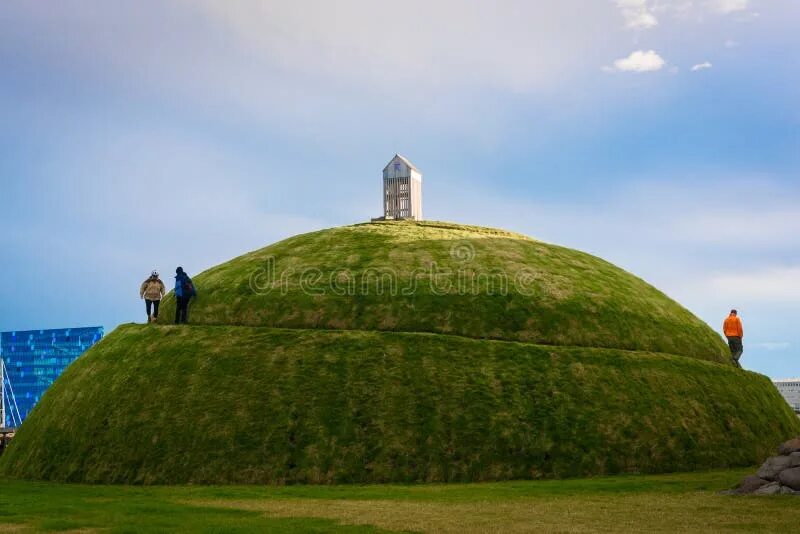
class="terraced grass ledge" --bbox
[1,324,796,484]
[158,221,729,361]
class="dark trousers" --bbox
[175,296,190,324]
[145,299,160,319]
[727,336,743,368]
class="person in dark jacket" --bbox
[174,266,196,324]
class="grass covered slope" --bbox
[159,221,728,362]
[2,324,796,484]
[5,221,783,487]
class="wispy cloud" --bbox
[188,1,620,95]
[606,50,666,72]
[708,0,750,14]
[615,0,659,29]
[669,210,800,247]
[709,267,800,302]
[691,61,713,71]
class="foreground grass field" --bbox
[1,469,799,532]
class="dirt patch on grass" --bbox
[185,493,800,533]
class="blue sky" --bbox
[1,0,798,378]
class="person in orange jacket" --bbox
[723,309,744,368]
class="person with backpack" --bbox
[723,309,744,368]
[139,270,166,323]
[174,266,197,324]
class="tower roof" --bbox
[383,154,420,173]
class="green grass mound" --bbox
[1,324,796,484]
[158,221,728,361]
[4,221,794,485]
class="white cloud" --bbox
[609,50,666,72]
[615,0,659,29]
[654,1,759,19]
[724,39,739,47]
[653,1,695,17]
[691,61,713,71]
[187,1,620,95]
[1,0,630,121]
[709,0,750,14]
[709,267,800,302]
[669,209,800,247]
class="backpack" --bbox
[181,278,195,298]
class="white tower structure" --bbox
[774,378,800,413]
[382,154,422,220]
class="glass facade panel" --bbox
[1,326,103,427]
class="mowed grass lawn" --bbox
[1,469,799,532]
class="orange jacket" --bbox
[723,314,743,338]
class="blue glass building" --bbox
[1,327,103,428]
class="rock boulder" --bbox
[778,437,800,456]
[757,455,794,481]
[754,481,782,495]
[738,475,769,494]
[728,437,800,496]
[778,467,800,491]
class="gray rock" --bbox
[737,475,770,494]
[778,467,800,490]
[778,437,800,455]
[754,481,782,495]
[790,451,800,467]
[757,455,794,481]
[779,485,800,495]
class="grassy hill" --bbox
[1,324,796,484]
[2,220,793,485]
[158,221,728,362]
